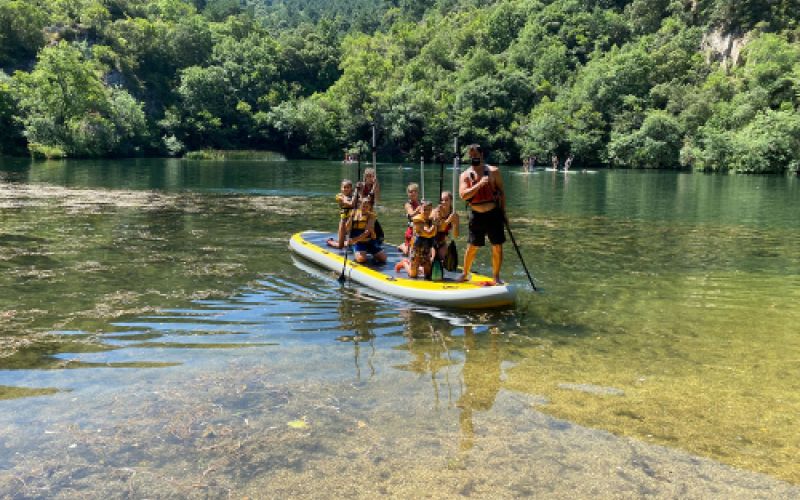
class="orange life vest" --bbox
[465,167,496,206]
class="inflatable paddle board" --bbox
[289,231,516,309]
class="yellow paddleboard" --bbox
[289,231,516,309]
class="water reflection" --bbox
[394,310,459,408]
[335,291,379,343]
[2,159,800,487]
[335,291,379,380]
[457,327,502,452]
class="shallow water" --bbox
[1,158,799,496]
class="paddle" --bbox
[338,188,361,284]
[357,143,362,181]
[502,212,538,291]
[452,135,459,195]
[420,154,425,201]
[371,123,377,172]
[431,153,448,281]
[438,153,445,200]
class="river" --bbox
[0,158,798,497]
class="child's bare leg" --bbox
[327,221,346,248]
[407,255,419,278]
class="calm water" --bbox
[0,158,798,497]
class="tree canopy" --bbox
[1,0,798,172]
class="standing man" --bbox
[564,153,574,171]
[458,144,506,284]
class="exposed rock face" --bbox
[702,29,752,68]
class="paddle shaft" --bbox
[371,124,376,171]
[420,155,425,200]
[502,213,537,291]
[338,190,361,283]
[452,136,459,195]
[439,157,444,201]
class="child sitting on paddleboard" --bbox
[397,182,422,256]
[433,190,459,264]
[347,197,387,264]
[327,179,356,249]
[358,168,384,243]
[396,201,436,279]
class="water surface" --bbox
[0,158,798,496]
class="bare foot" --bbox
[326,238,340,248]
[456,273,470,282]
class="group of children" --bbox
[326,168,459,280]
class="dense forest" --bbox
[1,0,799,172]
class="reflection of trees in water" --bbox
[393,309,460,408]
[335,292,378,380]
[337,301,508,452]
[392,311,506,453]
[457,326,502,451]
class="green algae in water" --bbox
[1,160,799,489]
[0,385,60,400]
[504,269,800,483]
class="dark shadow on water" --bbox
[0,233,49,244]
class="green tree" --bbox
[266,96,340,157]
[0,70,25,154]
[516,98,568,158]
[162,65,237,150]
[565,102,606,162]
[485,1,526,54]
[607,110,683,168]
[731,109,800,173]
[738,33,800,109]
[0,0,48,69]
[103,13,212,111]
[625,0,670,35]
[13,42,146,157]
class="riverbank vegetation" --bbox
[183,149,286,160]
[1,0,798,172]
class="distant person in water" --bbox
[398,183,422,256]
[327,179,356,249]
[551,154,559,170]
[458,144,506,285]
[564,153,574,171]
[346,197,386,264]
[523,155,537,173]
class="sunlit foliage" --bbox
[1,0,798,171]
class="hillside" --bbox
[1,0,798,172]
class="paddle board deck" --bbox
[289,231,516,309]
